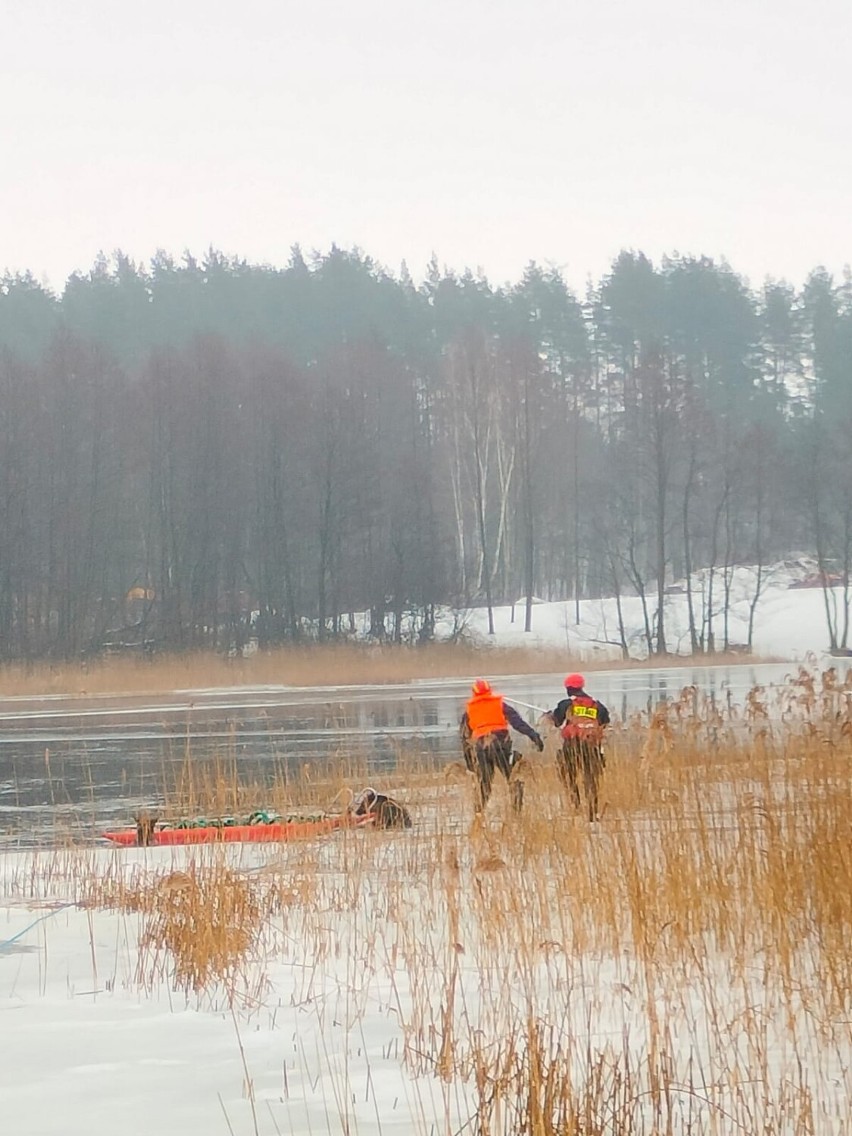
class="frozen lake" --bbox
[0,660,825,843]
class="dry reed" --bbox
[3,666,850,1133]
[0,641,772,697]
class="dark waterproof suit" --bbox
[549,688,610,820]
[460,694,543,812]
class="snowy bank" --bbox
[433,558,842,662]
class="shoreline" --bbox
[0,642,794,701]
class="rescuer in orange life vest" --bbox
[460,679,544,812]
[545,673,610,821]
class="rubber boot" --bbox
[511,780,524,813]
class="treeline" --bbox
[1,246,851,660]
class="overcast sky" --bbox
[2,0,850,293]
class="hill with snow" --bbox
[436,557,845,663]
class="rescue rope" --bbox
[508,697,550,715]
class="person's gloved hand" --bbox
[533,733,544,752]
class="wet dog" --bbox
[349,788,412,829]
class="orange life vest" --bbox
[561,695,603,741]
[466,692,509,739]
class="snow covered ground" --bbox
[2,800,850,1136]
[435,558,845,662]
[0,841,468,1136]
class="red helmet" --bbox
[564,673,585,690]
[471,678,492,696]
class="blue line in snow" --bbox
[0,904,74,951]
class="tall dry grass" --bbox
[0,641,771,697]
[4,667,851,1133]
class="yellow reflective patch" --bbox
[572,705,598,719]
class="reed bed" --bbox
[3,668,851,1133]
[0,641,769,697]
